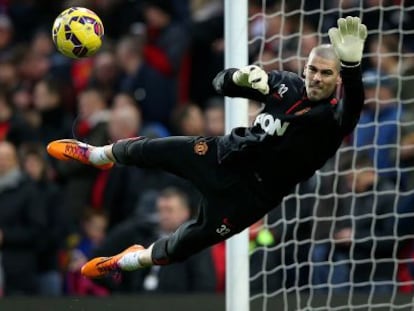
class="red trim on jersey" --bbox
[286,96,338,115]
[330,98,338,105]
[285,97,305,115]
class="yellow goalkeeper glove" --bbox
[328,16,368,65]
[232,65,270,95]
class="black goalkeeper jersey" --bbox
[213,66,364,204]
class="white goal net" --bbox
[248,1,414,310]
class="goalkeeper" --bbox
[47,16,367,278]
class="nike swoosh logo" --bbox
[63,154,78,160]
[96,257,112,266]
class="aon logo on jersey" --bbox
[254,113,290,136]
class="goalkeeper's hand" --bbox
[328,16,368,65]
[232,65,270,95]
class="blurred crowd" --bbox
[0,0,414,298]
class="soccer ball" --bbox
[52,7,104,59]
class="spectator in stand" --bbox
[111,92,170,138]
[371,28,414,97]
[368,35,400,78]
[111,91,141,111]
[400,118,414,190]
[90,100,179,231]
[283,21,321,74]
[369,33,414,174]
[141,187,215,293]
[10,83,33,120]
[395,192,414,293]
[94,187,215,293]
[66,208,110,296]
[30,28,56,57]
[204,97,224,136]
[88,50,122,104]
[141,0,189,77]
[8,1,60,42]
[18,49,52,89]
[86,0,142,40]
[0,59,19,93]
[248,0,278,55]
[367,33,414,109]
[56,88,110,229]
[0,141,47,295]
[353,70,403,187]
[116,34,176,127]
[90,103,142,229]
[318,1,399,36]
[85,190,159,293]
[29,29,74,103]
[74,86,110,151]
[19,142,67,296]
[255,48,279,73]
[188,0,224,106]
[0,14,15,61]
[32,77,73,146]
[108,103,141,141]
[141,0,190,105]
[354,2,410,43]
[171,103,205,136]
[267,177,317,290]
[0,90,36,146]
[249,1,297,64]
[311,152,398,294]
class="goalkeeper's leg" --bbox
[47,136,220,184]
[81,193,240,278]
[48,136,243,278]
[81,219,224,278]
[49,136,269,279]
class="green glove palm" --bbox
[328,16,368,64]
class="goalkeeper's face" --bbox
[304,55,341,101]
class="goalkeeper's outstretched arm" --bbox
[328,16,368,135]
[213,65,270,101]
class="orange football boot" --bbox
[46,139,114,170]
[81,244,144,278]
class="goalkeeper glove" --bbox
[328,16,368,65]
[232,65,270,95]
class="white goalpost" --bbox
[225,0,414,310]
[224,1,249,311]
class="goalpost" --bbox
[226,1,414,310]
[224,1,249,311]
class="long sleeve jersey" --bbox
[213,66,364,204]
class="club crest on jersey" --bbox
[194,140,208,155]
[254,113,290,136]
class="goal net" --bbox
[248,1,414,310]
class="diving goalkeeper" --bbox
[47,16,367,278]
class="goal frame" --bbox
[224,1,250,311]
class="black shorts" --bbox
[112,136,273,263]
